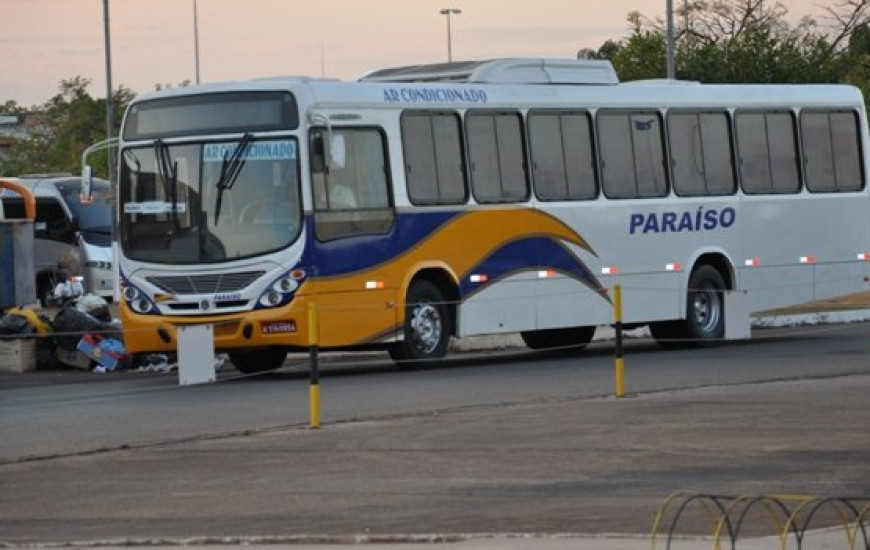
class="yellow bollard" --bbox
[613,284,625,398]
[308,302,321,429]
[309,384,321,429]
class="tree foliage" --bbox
[583,0,870,93]
[0,77,134,178]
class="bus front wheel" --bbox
[229,348,288,374]
[389,280,451,367]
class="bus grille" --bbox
[146,271,265,295]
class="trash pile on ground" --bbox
[0,294,130,373]
[0,295,232,376]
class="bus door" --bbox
[308,126,398,346]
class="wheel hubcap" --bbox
[409,302,442,354]
[693,284,722,334]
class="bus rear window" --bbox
[123,91,298,140]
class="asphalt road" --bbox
[1,324,869,545]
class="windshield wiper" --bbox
[213,133,253,226]
[153,139,179,230]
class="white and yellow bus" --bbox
[105,58,869,372]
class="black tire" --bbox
[229,347,287,374]
[685,265,726,345]
[389,280,451,367]
[520,326,596,351]
[649,320,685,349]
[651,265,726,348]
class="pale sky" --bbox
[0,0,830,107]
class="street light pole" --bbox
[439,8,461,62]
[102,0,115,182]
[193,0,201,84]
[666,0,675,79]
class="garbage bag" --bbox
[1,308,56,368]
[52,306,105,351]
[0,314,32,336]
[76,294,111,323]
[4,307,52,335]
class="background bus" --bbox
[0,174,115,304]
[107,58,870,372]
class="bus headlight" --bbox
[122,285,139,302]
[132,298,153,313]
[274,277,298,293]
[122,284,156,314]
[256,270,307,310]
[259,290,283,307]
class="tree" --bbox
[589,0,870,92]
[0,77,134,178]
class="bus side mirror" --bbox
[81,165,94,203]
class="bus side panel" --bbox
[740,193,870,312]
[740,266,813,313]
[815,263,868,304]
[811,193,870,304]
[536,275,613,329]
[547,200,739,326]
[314,289,398,347]
[458,273,537,336]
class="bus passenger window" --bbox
[466,111,528,203]
[529,111,596,201]
[35,199,75,244]
[402,112,467,205]
[311,128,395,241]
[668,111,735,197]
[737,111,800,195]
[801,110,863,193]
[599,110,667,199]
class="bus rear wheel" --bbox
[389,280,451,367]
[651,265,726,348]
[520,326,596,351]
[229,348,287,374]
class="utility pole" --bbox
[666,0,675,79]
[193,0,201,84]
[102,0,115,182]
[439,8,461,62]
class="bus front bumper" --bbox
[119,299,314,356]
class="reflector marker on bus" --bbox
[537,270,557,278]
[800,255,817,264]
[859,253,870,261]
[469,274,488,283]
[365,281,384,290]
[601,266,620,275]
[665,262,683,272]
[744,258,761,267]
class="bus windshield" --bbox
[119,137,302,264]
[58,181,112,247]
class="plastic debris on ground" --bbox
[78,333,128,373]
[134,353,176,373]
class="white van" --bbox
[0,174,114,304]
